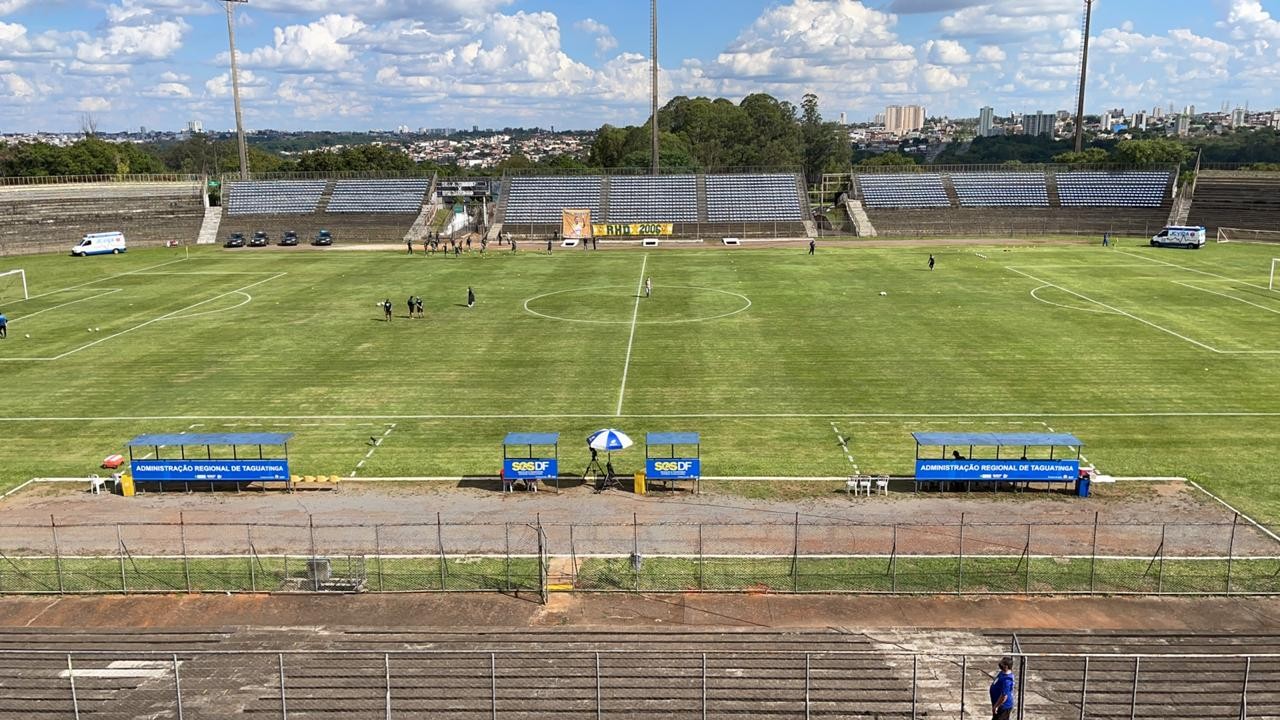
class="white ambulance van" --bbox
[1150,226,1206,249]
[71,232,128,256]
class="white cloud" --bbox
[0,0,33,16]
[938,1,1078,38]
[76,96,111,112]
[0,70,33,100]
[920,64,966,91]
[575,18,617,55]
[923,39,969,64]
[144,81,192,98]
[975,45,1005,63]
[248,0,513,21]
[235,14,365,71]
[75,16,188,65]
[1220,0,1280,41]
[0,20,77,61]
[277,75,372,116]
[204,68,269,99]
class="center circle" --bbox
[523,285,752,325]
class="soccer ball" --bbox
[879,291,888,297]
[24,334,30,339]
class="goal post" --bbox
[1272,258,1279,292]
[1217,227,1280,245]
[0,269,27,302]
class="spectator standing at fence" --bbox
[989,657,1016,720]
[928,254,936,271]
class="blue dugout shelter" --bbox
[645,432,701,494]
[127,433,294,490]
[912,432,1089,495]
[502,432,560,492]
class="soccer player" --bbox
[415,296,424,319]
[467,287,476,308]
[466,236,472,251]
[809,239,815,255]
[382,299,393,322]
[0,310,7,339]
[406,238,413,255]
[547,237,553,255]
[592,237,598,250]
[454,243,461,258]
[407,295,415,318]
[644,277,652,298]
[480,237,488,254]
[928,254,936,271]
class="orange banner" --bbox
[561,209,593,239]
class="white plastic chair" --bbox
[875,479,890,495]
[88,475,106,495]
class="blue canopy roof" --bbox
[912,432,1083,448]
[647,432,701,446]
[128,433,294,447]
[503,432,559,446]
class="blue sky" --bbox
[2,0,1278,133]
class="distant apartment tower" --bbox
[838,111,847,126]
[1232,108,1248,128]
[1132,112,1148,130]
[885,105,925,137]
[1153,106,1164,119]
[187,120,203,134]
[978,106,995,137]
[1023,111,1056,138]
[1174,114,1191,137]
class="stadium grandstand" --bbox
[0,176,206,256]
[495,170,812,239]
[1186,170,1280,236]
[836,165,1179,237]
[216,175,438,245]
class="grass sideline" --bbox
[0,243,1278,520]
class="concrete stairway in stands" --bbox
[195,206,223,245]
[845,197,878,237]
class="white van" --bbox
[72,232,127,256]
[1150,226,1205,249]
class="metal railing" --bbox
[0,514,1276,600]
[11,647,1274,719]
[0,173,204,186]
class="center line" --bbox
[616,253,649,416]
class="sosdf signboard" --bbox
[645,458,700,480]
[915,459,1079,482]
[130,459,291,482]
[503,458,558,481]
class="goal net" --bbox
[0,269,27,303]
[1217,227,1280,244]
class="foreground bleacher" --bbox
[0,180,205,256]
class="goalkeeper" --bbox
[0,311,6,339]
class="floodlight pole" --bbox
[650,0,659,175]
[224,0,251,181]
[1073,0,1093,152]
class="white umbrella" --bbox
[587,428,633,452]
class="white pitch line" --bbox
[353,423,395,478]
[0,273,287,363]
[1115,249,1272,291]
[4,411,1280,422]
[20,257,189,302]
[1006,266,1222,353]
[1188,480,1280,547]
[615,253,648,416]
[1172,281,1280,316]
[7,288,123,324]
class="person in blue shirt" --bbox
[989,656,1016,720]
[0,311,7,339]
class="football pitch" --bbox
[1,242,1278,520]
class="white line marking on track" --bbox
[1172,281,1280,316]
[1006,266,1223,353]
[615,253,648,416]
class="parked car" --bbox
[312,229,333,246]
[280,230,299,246]
[224,232,246,248]
[249,230,269,247]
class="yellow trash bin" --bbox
[119,473,135,497]
[634,472,646,495]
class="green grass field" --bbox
[1,242,1278,519]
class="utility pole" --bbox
[224,0,251,180]
[1073,0,1093,152]
[650,0,659,175]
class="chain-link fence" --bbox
[9,646,1276,720]
[0,515,1276,600]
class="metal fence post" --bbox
[438,513,447,591]
[1157,525,1166,594]
[385,653,392,719]
[279,653,288,719]
[180,512,192,593]
[116,524,127,593]
[309,515,318,592]
[891,525,898,593]
[505,523,512,593]
[792,512,800,593]
[1129,656,1140,720]
[911,655,918,720]
[1239,656,1251,720]
[67,653,80,720]
[491,653,497,720]
[804,652,811,720]
[375,525,384,593]
[1090,512,1099,594]
[702,652,708,720]
[1025,524,1032,594]
[1080,656,1089,720]
[173,653,184,720]
[957,513,965,595]
[1227,514,1239,596]
[697,524,704,592]
[595,652,601,720]
[51,516,65,595]
[248,526,257,593]
[1017,655,1027,720]
[960,655,967,719]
